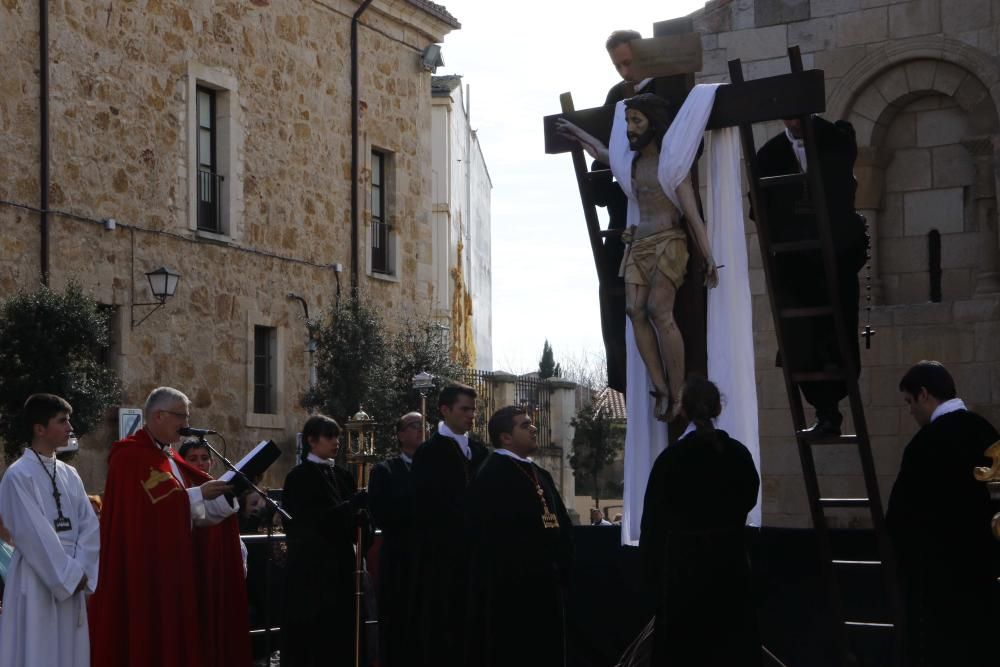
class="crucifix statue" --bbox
[556,93,718,421]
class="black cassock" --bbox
[886,409,1000,667]
[464,453,574,667]
[280,460,357,667]
[368,455,414,667]
[408,432,489,667]
[640,429,761,667]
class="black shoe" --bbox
[801,410,842,438]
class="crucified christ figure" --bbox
[557,93,718,421]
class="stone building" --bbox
[0,0,478,491]
[686,0,1000,526]
[431,75,493,369]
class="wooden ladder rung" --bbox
[832,559,882,567]
[759,173,806,188]
[819,498,870,508]
[771,239,821,253]
[779,306,834,319]
[844,621,895,629]
[797,433,860,445]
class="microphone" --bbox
[178,427,218,437]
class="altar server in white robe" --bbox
[0,393,100,667]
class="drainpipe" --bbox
[39,0,50,286]
[350,0,376,293]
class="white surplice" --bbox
[611,85,761,545]
[0,451,100,667]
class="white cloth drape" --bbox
[613,85,761,545]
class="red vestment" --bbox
[88,429,251,667]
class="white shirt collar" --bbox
[784,127,807,171]
[493,448,532,463]
[306,453,336,466]
[400,452,413,465]
[438,421,470,459]
[930,397,967,423]
[634,77,653,93]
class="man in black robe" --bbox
[886,361,1000,667]
[464,406,573,667]
[755,115,868,436]
[368,411,421,667]
[408,384,488,667]
[281,415,365,667]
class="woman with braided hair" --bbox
[639,375,761,666]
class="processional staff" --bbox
[345,408,378,667]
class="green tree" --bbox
[538,339,561,379]
[0,283,122,462]
[569,404,624,508]
[302,293,463,458]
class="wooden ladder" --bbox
[729,47,904,667]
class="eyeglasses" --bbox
[402,421,422,431]
[161,410,190,419]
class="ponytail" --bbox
[680,375,723,451]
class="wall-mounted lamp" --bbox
[131,266,180,329]
[420,44,444,73]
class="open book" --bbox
[219,440,281,495]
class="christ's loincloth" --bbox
[620,227,689,288]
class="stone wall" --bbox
[0,0,459,491]
[691,0,1000,526]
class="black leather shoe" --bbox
[801,417,842,438]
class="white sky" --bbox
[437,0,709,374]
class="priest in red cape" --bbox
[89,387,252,667]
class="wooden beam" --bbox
[543,69,827,154]
[629,33,703,80]
[706,69,826,129]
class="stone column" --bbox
[854,146,886,303]
[965,136,1000,295]
[490,371,517,408]
[546,377,578,509]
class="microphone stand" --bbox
[197,435,291,663]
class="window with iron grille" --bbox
[196,86,224,233]
[253,326,277,414]
[371,150,393,275]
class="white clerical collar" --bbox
[493,448,533,463]
[634,77,653,93]
[438,421,470,459]
[784,128,807,171]
[307,453,336,466]
[930,397,967,423]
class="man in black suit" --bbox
[408,384,488,667]
[368,411,421,667]
[887,361,1000,667]
[755,115,868,436]
[464,406,573,667]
